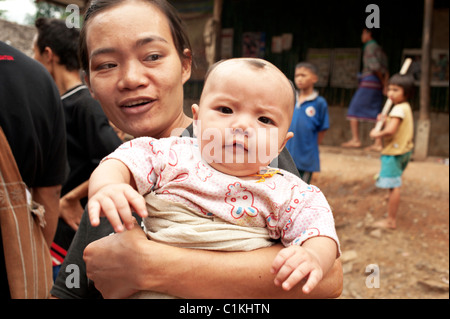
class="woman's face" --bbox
[85,1,191,138]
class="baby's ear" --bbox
[191,104,199,136]
[191,104,199,120]
[279,132,294,154]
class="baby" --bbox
[88,58,340,296]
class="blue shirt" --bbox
[286,91,329,172]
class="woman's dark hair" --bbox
[389,73,415,99]
[35,17,81,71]
[79,0,192,74]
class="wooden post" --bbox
[213,0,223,63]
[414,0,434,161]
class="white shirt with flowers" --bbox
[103,136,340,251]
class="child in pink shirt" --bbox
[88,58,340,296]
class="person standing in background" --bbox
[369,74,415,229]
[33,18,123,279]
[342,28,389,151]
[0,40,68,298]
[286,62,329,184]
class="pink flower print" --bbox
[146,167,156,188]
[266,213,278,229]
[147,167,163,189]
[200,207,214,217]
[281,218,292,238]
[305,205,330,214]
[225,182,259,219]
[149,140,163,155]
[118,140,133,150]
[285,184,302,214]
[293,228,320,245]
[265,181,276,190]
[168,149,178,166]
[303,185,321,194]
[285,197,300,214]
[195,161,213,182]
[172,172,189,182]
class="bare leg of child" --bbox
[373,187,400,229]
[364,137,383,152]
[341,119,362,148]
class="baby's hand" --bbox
[87,183,147,233]
[270,245,324,294]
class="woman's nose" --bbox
[117,61,149,90]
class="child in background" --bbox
[370,73,415,229]
[88,58,340,297]
[286,62,329,184]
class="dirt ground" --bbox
[311,146,449,299]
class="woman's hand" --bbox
[84,225,148,298]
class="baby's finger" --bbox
[302,268,323,294]
[100,197,126,233]
[87,200,101,227]
[124,188,148,219]
[271,247,296,275]
[280,262,311,291]
[112,195,136,231]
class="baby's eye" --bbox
[258,116,273,125]
[218,107,233,114]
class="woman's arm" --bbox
[83,226,343,299]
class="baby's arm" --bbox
[271,236,337,294]
[88,159,148,232]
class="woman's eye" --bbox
[258,116,273,125]
[145,54,161,62]
[96,63,116,71]
[218,107,233,114]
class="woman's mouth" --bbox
[121,99,155,108]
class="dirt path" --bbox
[312,146,449,299]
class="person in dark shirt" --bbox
[33,18,123,278]
[0,40,68,298]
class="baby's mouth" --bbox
[226,140,248,152]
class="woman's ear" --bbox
[181,49,192,85]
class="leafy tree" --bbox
[24,1,65,25]
[0,0,7,19]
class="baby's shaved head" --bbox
[203,58,296,116]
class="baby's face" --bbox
[192,59,294,177]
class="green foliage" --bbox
[24,1,65,25]
[0,0,6,19]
